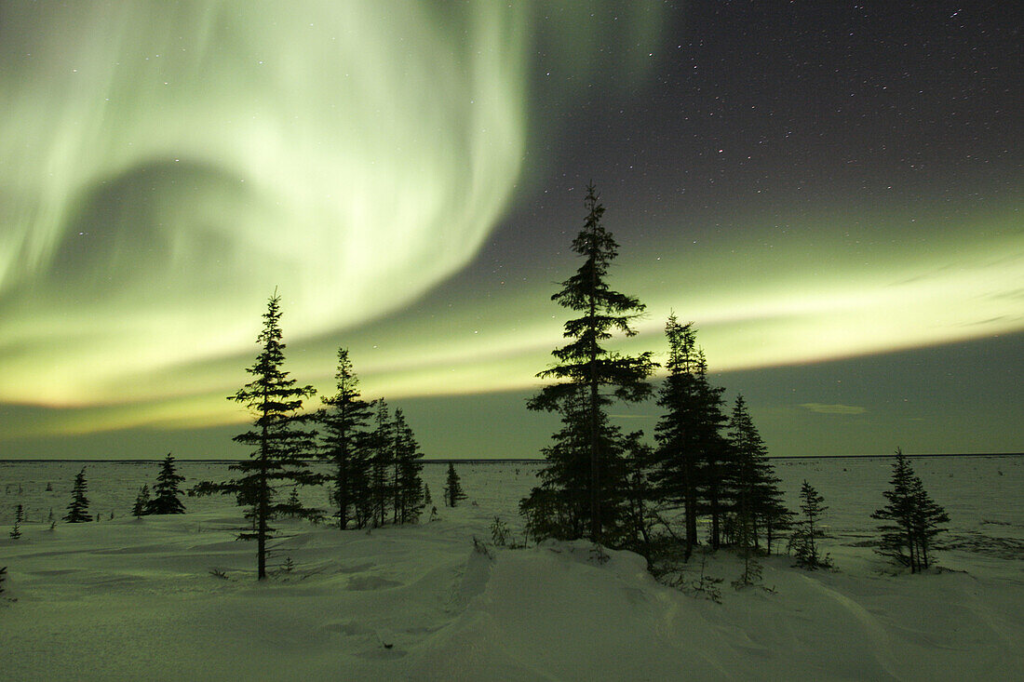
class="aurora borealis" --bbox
[1,1,1021,459]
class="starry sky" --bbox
[1,1,1021,460]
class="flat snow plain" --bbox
[1,456,1022,681]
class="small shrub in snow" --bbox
[731,554,773,593]
[471,536,494,560]
[133,485,151,518]
[490,517,510,547]
[674,550,724,603]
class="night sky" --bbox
[1,1,1020,460]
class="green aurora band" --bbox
[0,2,1020,444]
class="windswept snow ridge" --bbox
[1,457,1022,681]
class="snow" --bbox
[1,456,1022,681]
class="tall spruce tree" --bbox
[690,350,732,550]
[727,396,790,554]
[191,293,319,580]
[872,448,949,573]
[524,182,655,544]
[651,316,730,557]
[368,400,393,527]
[64,468,92,523]
[147,453,186,515]
[318,348,373,530]
[392,409,425,524]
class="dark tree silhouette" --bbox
[651,316,730,556]
[790,480,832,569]
[318,348,373,530]
[727,395,790,554]
[525,182,655,544]
[392,409,425,524]
[524,387,626,540]
[147,453,186,515]
[9,504,23,539]
[367,400,393,527]
[64,468,92,523]
[191,293,319,580]
[872,448,950,573]
[132,484,151,517]
[622,431,655,560]
[444,463,467,508]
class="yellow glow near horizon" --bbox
[1,2,1020,446]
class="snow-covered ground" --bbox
[1,456,1022,681]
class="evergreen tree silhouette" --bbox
[444,463,467,508]
[524,182,655,544]
[147,453,186,515]
[650,316,730,556]
[132,484,151,517]
[727,395,790,554]
[9,504,23,539]
[317,348,373,530]
[872,448,950,573]
[191,292,319,580]
[367,400,393,527]
[64,468,92,523]
[392,409,425,524]
[790,480,832,569]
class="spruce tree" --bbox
[727,395,790,554]
[0,565,6,594]
[392,409,425,524]
[191,293,319,580]
[690,350,732,551]
[10,504,23,539]
[650,316,730,556]
[147,453,186,515]
[522,388,620,540]
[872,448,949,573]
[444,463,467,508]
[132,485,151,517]
[367,400,393,527]
[525,182,655,544]
[318,348,373,530]
[790,480,832,569]
[64,468,92,523]
[622,431,655,560]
